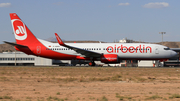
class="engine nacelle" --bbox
[101,54,119,63]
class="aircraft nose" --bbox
[171,51,177,57]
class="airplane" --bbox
[4,13,178,66]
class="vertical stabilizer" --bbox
[10,13,38,45]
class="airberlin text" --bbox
[107,45,152,53]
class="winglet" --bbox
[55,33,65,46]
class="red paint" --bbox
[10,13,161,63]
[159,59,168,62]
[107,46,113,53]
[121,45,128,53]
[101,54,118,63]
[10,13,78,60]
[107,45,152,53]
[129,46,135,53]
[55,33,65,46]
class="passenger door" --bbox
[155,46,159,54]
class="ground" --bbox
[0,67,180,101]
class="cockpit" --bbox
[164,47,170,50]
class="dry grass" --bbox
[0,66,180,101]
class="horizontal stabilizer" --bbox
[3,41,28,48]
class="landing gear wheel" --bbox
[89,61,96,66]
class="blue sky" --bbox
[0,0,180,43]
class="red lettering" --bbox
[121,45,128,53]
[129,46,135,53]
[107,46,113,53]
[136,45,142,53]
[106,45,152,53]
[146,46,152,53]
[117,46,121,53]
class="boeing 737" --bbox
[4,13,177,66]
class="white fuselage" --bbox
[39,39,177,60]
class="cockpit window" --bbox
[164,47,170,50]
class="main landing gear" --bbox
[89,61,96,66]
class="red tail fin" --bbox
[10,13,38,45]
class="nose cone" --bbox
[171,51,177,57]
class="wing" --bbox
[54,33,102,57]
[170,48,180,52]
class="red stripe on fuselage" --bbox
[16,40,90,60]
